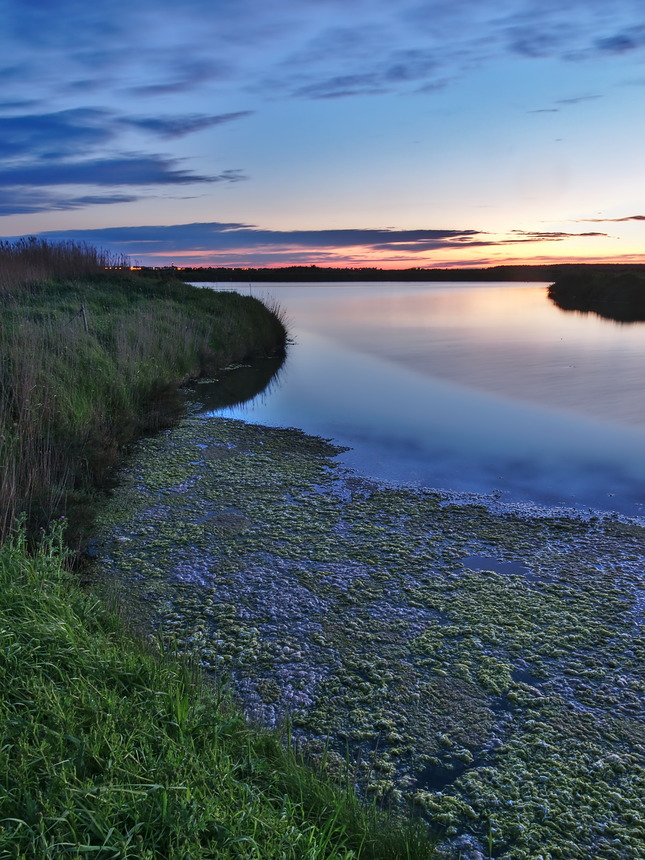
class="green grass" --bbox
[0,521,434,859]
[0,240,435,858]
[0,268,286,542]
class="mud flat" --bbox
[93,414,645,860]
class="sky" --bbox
[1,0,644,269]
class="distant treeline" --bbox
[162,262,645,284]
[173,262,645,323]
[548,268,645,323]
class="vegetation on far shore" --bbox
[548,268,645,322]
[145,261,645,284]
[0,239,434,858]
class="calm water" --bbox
[192,282,645,518]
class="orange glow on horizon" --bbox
[137,246,645,270]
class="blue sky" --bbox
[1,0,644,267]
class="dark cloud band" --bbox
[22,222,482,253]
[0,221,608,264]
[573,215,645,223]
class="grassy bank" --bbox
[0,523,433,859]
[0,249,286,543]
[0,241,433,858]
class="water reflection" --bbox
[193,283,645,517]
[263,282,645,427]
[188,355,285,412]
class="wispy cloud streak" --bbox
[0,221,609,266]
[573,215,645,223]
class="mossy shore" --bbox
[93,410,645,860]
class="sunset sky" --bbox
[1,0,644,268]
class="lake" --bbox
[191,281,645,519]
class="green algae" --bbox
[93,416,645,859]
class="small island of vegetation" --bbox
[548,267,645,322]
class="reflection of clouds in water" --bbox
[214,328,645,517]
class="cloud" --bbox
[2,0,124,49]
[8,3,643,91]
[0,155,245,214]
[277,20,441,96]
[5,220,610,258]
[0,106,250,158]
[0,63,26,78]
[384,49,438,83]
[529,93,602,114]
[128,59,232,97]
[594,33,642,55]
[556,94,601,105]
[0,189,138,216]
[510,230,609,240]
[0,103,249,213]
[4,0,645,116]
[499,5,645,65]
[508,28,565,59]
[286,41,443,98]
[0,98,40,110]
[573,214,645,223]
[268,2,645,104]
[0,99,253,213]
[2,0,645,231]
[0,109,113,159]
[120,111,253,139]
[4,222,483,253]
[0,218,614,267]
[0,156,233,187]
[293,73,385,99]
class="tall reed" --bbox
[0,242,286,543]
[0,236,128,291]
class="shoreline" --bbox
[1,266,433,859]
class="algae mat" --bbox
[94,416,645,859]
